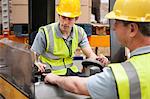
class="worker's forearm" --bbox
[84,49,97,59]
[56,76,89,95]
[88,51,98,59]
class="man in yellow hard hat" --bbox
[44,0,150,98]
[31,0,108,76]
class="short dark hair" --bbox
[117,20,150,36]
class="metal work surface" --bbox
[0,38,34,98]
[0,39,91,99]
[35,82,90,99]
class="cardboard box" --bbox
[11,5,28,24]
[76,5,91,23]
[56,0,91,6]
[12,0,28,4]
[80,0,92,6]
[97,47,110,56]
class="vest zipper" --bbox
[63,58,66,68]
[62,39,72,69]
[63,39,72,57]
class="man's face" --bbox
[113,20,130,46]
[59,15,76,33]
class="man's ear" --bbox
[75,17,79,21]
[58,14,60,19]
[129,23,139,37]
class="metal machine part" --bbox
[0,38,34,99]
[0,39,108,99]
[34,82,90,99]
[82,58,103,76]
[33,58,104,99]
[0,39,90,99]
[33,68,90,99]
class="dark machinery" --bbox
[0,39,103,99]
[0,39,33,99]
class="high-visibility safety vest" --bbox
[39,23,79,75]
[109,53,150,99]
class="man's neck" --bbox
[59,25,71,37]
[61,30,70,35]
[62,33,70,39]
[128,37,150,52]
[60,29,72,39]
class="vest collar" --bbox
[54,22,75,40]
[130,45,150,57]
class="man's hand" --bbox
[44,73,60,84]
[35,62,46,72]
[96,54,109,66]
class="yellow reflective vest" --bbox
[39,23,79,75]
[109,53,150,99]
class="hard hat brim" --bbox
[105,11,127,21]
[105,11,150,22]
[56,7,81,18]
[105,11,116,19]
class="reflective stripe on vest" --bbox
[39,23,79,75]
[38,26,50,52]
[121,62,141,99]
[109,63,130,99]
[109,53,150,99]
[109,62,141,99]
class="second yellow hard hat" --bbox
[105,0,150,22]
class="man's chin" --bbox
[63,28,70,31]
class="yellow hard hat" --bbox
[56,0,81,18]
[105,0,150,22]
